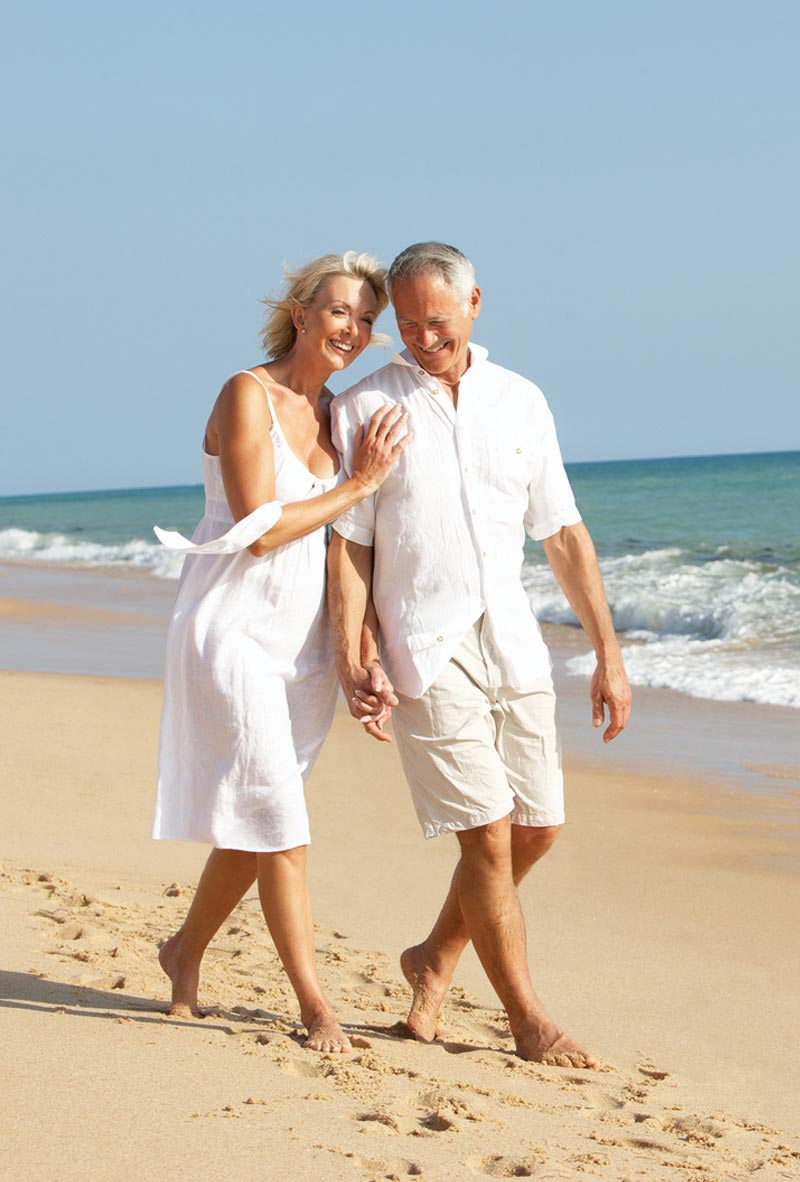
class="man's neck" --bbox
[425,348,471,408]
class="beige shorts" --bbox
[391,616,565,839]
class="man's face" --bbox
[392,273,481,383]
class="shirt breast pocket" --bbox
[477,436,533,497]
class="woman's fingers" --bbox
[366,403,403,434]
[352,405,410,488]
[364,404,406,443]
[351,695,379,713]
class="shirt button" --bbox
[436,635,444,643]
[417,368,425,376]
[464,466,469,472]
[516,447,522,454]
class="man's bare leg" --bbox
[257,848,350,1053]
[455,816,596,1065]
[401,822,561,1041]
[159,848,257,1017]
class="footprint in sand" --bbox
[355,1109,402,1132]
[415,1088,485,1133]
[472,1153,543,1177]
[339,1153,423,1178]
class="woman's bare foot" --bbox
[302,1006,351,1053]
[158,932,200,1018]
[400,944,452,1042]
[515,1022,600,1069]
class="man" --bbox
[328,242,630,1067]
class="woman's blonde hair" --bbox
[261,251,391,359]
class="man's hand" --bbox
[590,659,631,743]
[341,660,398,743]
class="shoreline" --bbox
[1,558,797,802]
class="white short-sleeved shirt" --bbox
[331,344,581,699]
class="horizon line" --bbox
[2,446,798,502]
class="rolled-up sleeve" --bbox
[331,393,377,547]
[523,401,582,541]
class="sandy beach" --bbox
[2,563,800,1181]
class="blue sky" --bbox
[2,0,798,495]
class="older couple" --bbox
[154,242,630,1064]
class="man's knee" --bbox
[511,823,562,874]
[456,815,513,869]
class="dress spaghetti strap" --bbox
[231,369,284,442]
[227,369,338,483]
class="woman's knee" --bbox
[257,845,308,873]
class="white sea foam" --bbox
[565,642,800,708]
[522,547,800,709]
[0,528,184,580]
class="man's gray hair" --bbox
[388,242,476,310]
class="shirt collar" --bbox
[391,343,489,371]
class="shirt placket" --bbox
[454,387,489,606]
[413,367,457,431]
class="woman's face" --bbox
[299,275,378,370]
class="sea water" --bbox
[1,451,798,709]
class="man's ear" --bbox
[469,285,482,320]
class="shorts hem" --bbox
[510,809,565,828]
[420,805,514,841]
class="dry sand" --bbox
[2,667,799,1182]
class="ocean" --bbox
[1,451,798,710]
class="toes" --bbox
[545,1052,572,1067]
[304,1030,350,1053]
[539,1035,599,1069]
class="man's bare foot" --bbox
[516,1023,600,1069]
[400,944,451,1042]
[303,1006,351,1053]
[158,932,200,1018]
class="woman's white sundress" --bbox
[152,371,340,852]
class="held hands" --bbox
[590,658,632,743]
[345,660,398,743]
[352,405,410,493]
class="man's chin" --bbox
[411,350,450,373]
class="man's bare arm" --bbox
[541,522,631,742]
[327,532,396,742]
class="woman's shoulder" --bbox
[211,368,274,430]
[224,367,274,401]
[221,367,272,396]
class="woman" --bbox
[152,251,408,1052]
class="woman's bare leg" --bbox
[256,847,350,1052]
[158,848,257,1017]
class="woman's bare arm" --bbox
[210,373,407,557]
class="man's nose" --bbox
[418,327,438,348]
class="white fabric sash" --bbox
[153,501,282,554]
